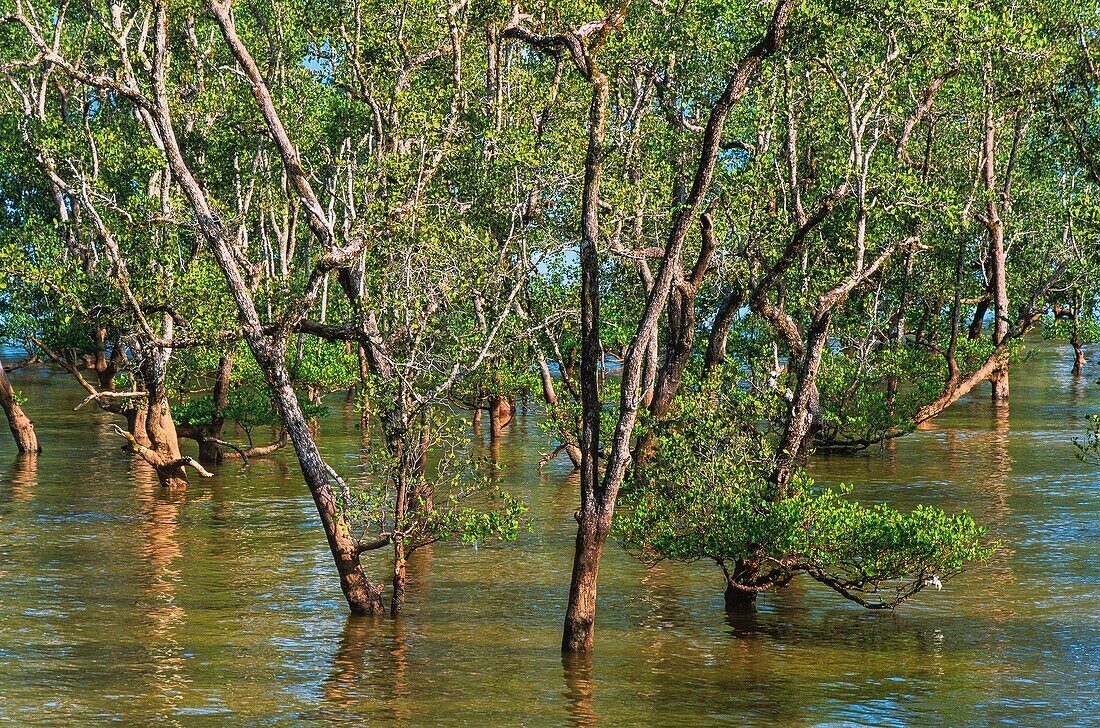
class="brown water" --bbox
[1,342,1098,726]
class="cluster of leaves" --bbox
[292,338,360,394]
[452,354,541,408]
[815,347,942,449]
[1074,415,1100,464]
[346,410,526,549]
[1041,314,1100,345]
[170,346,326,435]
[617,384,994,607]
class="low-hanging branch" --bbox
[74,390,147,411]
[110,423,214,478]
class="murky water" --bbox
[1,342,1098,726]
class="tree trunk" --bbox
[967,299,989,341]
[989,363,1009,401]
[983,63,1010,403]
[533,352,582,469]
[915,351,1007,423]
[1072,341,1086,376]
[91,327,124,390]
[134,1,386,615]
[1071,294,1086,376]
[264,347,386,615]
[389,427,417,615]
[558,0,796,653]
[988,217,1010,403]
[0,359,40,454]
[197,437,222,464]
[135,342,189,489]
[887,250,916,405]
[771,319,829,493]
[702,287,745,377]
[357,343,371,429]
[634,209,716,464]
[207,351,234,463]
[562,63,612,654]
[562,511,610,653]
[126,406,152,447]
[723,561,759,612]
[392,536,407,617]
[179,352,234,465]
[489,395,512,439]
[148,398,188,489]
[985,222,1009,400]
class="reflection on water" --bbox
[0,343,1098,726]
[562,652,597,728]
[321,615,378,714]
[6,453,38,501]
[315,615,411,724]
[134,465,187,719]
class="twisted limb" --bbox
[111,423,214,481]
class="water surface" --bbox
[0,343,1097,726]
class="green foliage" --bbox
[292,338,359,393]
[1041,315,1100,345]
[170,346,326,435]
[345,410,526,549]
[0,0,1092,621]
[815,347,936,449]
[617,386,995,608]
[1074,415,1100,464]
[452,355,540,408]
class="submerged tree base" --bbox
[724,582,757,613]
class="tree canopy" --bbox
[1,0,1097,651]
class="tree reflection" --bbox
[317,614,412,723]
[133,466,186,713]
[561,652,598,728]
[322,614,381,713]
[8,453,38,501]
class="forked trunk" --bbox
[136,6,384,614]
[557,0,795,652]
[145,395,188,489]
[128,343,189,489]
